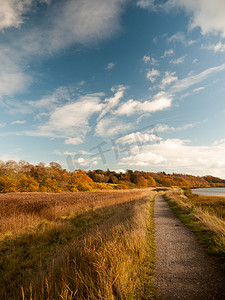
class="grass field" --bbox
[0,189,157,299]
[164,189,225,271]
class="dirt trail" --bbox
[154,194,225,300]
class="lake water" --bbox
[191,187,225,197]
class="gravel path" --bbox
[154,194,225,300]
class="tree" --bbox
[0,176,17,192]
[49,162,62,170]
[147,176,156,187]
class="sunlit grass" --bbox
[0,189,157,299]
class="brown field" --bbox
[0,189,154,237]
[0,189,157,299]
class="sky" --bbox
[1,0,225,178]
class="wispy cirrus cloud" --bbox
[11,120,26,125]
[169,55,186,65]
[170,62,225,93]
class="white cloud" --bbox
[106,62,116,70]
[119,138,225,178]
[161,49,174,58]
[64,137,84,145]
[146,68,160,83]
[160,71,178,88]
[155,120,206,133]
[0,0,50,31]
[143,55,158,65]
[1,86,74,115]
[11,120,26,125]
[120,151,165,166]
[117,131,161,145]
[0,46,31,98]
[53,150,93,156]
[137,0,155,10]
[116,91,172,116]
[97,85,126,121]
[165,0,225,37]
[143,55,151,63]
[193,86,205,93]
[151,58,158,65]
[23,0,127,54]
[138,0,225,37]
[112,169,125,173]
[39,94,103,137]
[0,0,127,100]
[95,117,132,137]
[0,123,5,128]
[27,87,71,109]
[0,0,33,31]
[207,42,225,53]
[170,62,225,93]
[169,55,186,64]
[167,32,185,43]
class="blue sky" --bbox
[1,0,225,177]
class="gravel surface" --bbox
[154,194,225,300]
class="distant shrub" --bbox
[75,182,93,191]
[39,185,48,192]
[92,182,113,190]
[182,187,193,198]
[118,183,129,189]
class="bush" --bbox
[0,176,17,193]
[75,182,93,191]
[92,182,113,190]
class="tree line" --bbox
[0,160,224,193]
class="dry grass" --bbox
[193,206,225,236]
[0,189,157,300]
[0,189,153,237]
[165,189,192,212]
[32,197,157,300]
